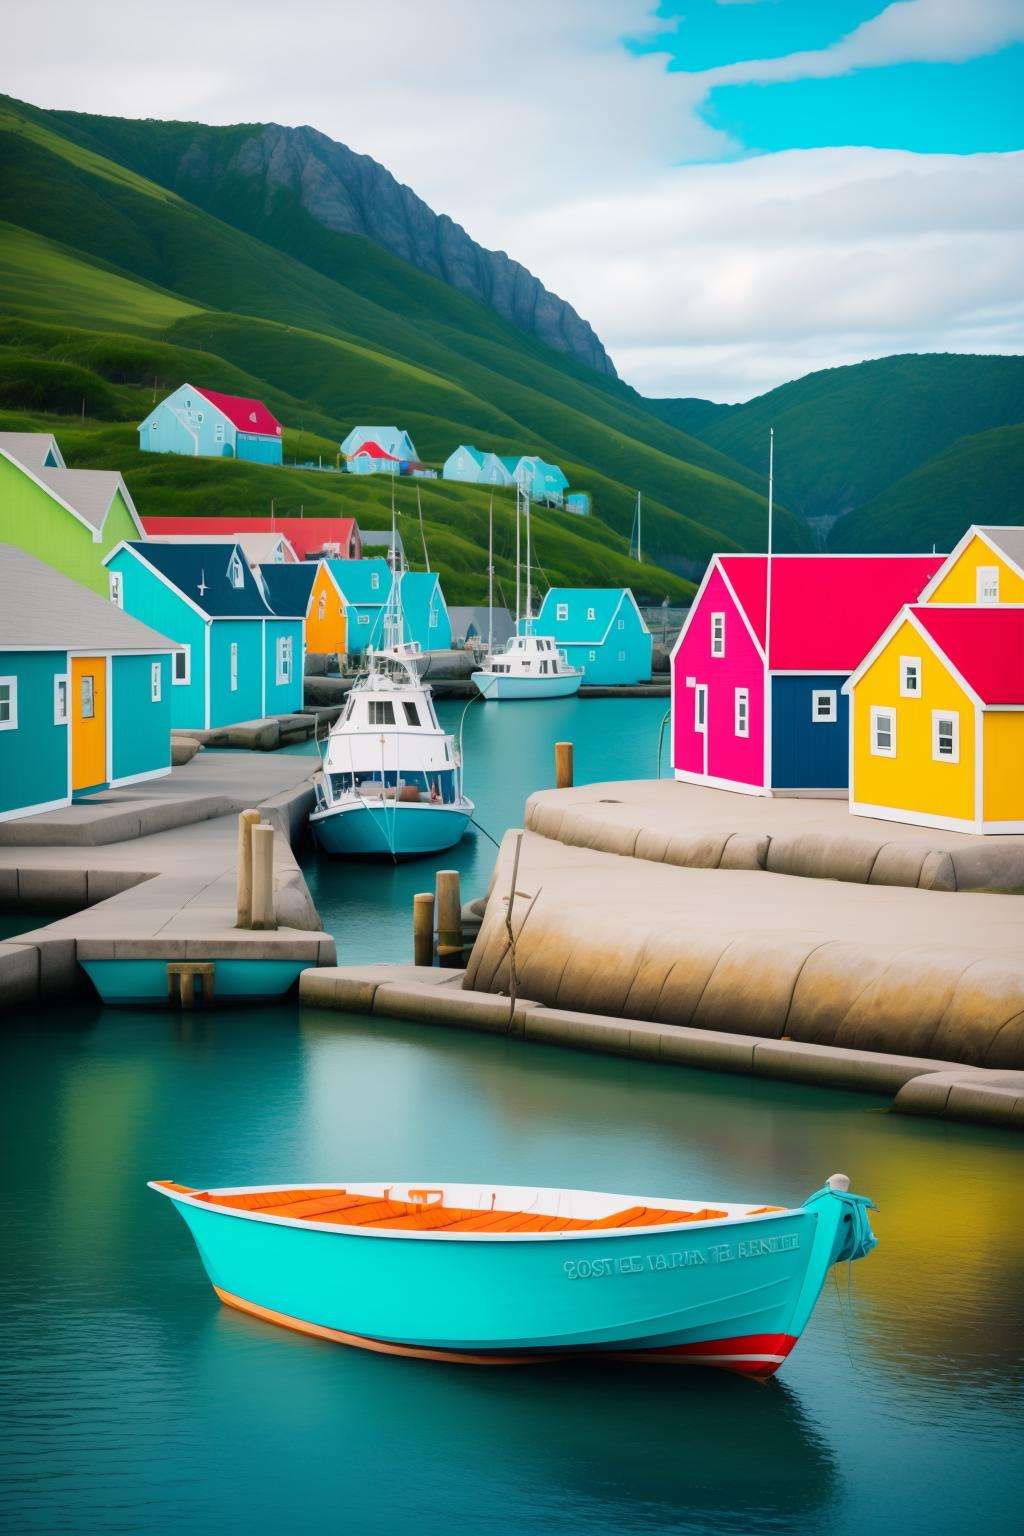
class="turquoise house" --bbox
[534,588,651,684]
[443,445,485,484]
[138,384,283,464]
[515,456,569,504]
[328,559,451,657]
[0,545,177,820]
[104,542,304,729]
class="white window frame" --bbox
[0,675,18,731]
[317,591,327,622]
[370,572,381,591]
[215,422,225,443]
[617,649,626,662]
[587,606,596,621]
[899,656,922,698]
[711,612,725,658]
[229,554,245,590]
[870,705,896,758]
[976,566,1000,604]
[150,662,162,703]
[173,646,191,686]
[734,686,749,738]
[108,570,124,608]
[429,606,438,629]
[276,635,293,685]
[588,649,596,662]
[80,673,95,720]
[54,674,68,725]
[811,689,837,723]
[694,683,708,734]
[357,614,370,626]
[556,602,568,621]
[617,618,625,630]
[932,709,960,764]
[229,642,238,693]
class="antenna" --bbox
[765,427,774,672]
[515,484,522,630]
[525,488,532,632]
[487,492,494,656]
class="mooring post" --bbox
[555,740,574,789]
[413,891,435,966]
[251,824,276,931]
[435,869,463,967]
[235,808,261,928]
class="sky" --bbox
[5,0,1024,400]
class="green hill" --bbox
[0,94,810,603]
[829,424,1024,553]
[658,354,1024,527]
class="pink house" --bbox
[671,554,943,795]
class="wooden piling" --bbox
[251,824,276,931]
[235,808,261,928]
[413,892,435,966]
[435,869,463,967]
[555,741,574,789]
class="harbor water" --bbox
[2,697,1022,1535]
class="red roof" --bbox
[911,606,1024,705]
[194,387,282,437]
[142,516,359,562]
[349,440,397,461]
[718,554,944,671]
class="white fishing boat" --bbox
[473,489,582,701]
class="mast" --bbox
[515,484,521,630]
[637,491,642,565]
[765,428,774,671]
[525,490,532,633]
[487,492,494,655]
[417,484,430,572]
[384,472,401,650]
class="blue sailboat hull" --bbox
[310,800,472,858]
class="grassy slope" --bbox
[829,424,1024,552]
[670,354,1024,524]
[0,96,809,582]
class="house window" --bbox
[871,706,896,758]
[357,614,370,626]
[617,649,626,662]
[196,412,204,424]
[617,619,625,630]
[173,647,191,685]
[215,423,224,443]
[150,662,162,703]
[735,687,749,738]
[588,649,596,662]
[0,676,17,730]
[694,685,707,733]
[900,657,922,697]
[711,612,725,658]
[317,591,327,622]
[368,700,395,725]
[977,566,1000,604]
[556,602,568,621]
[276,635,293,685]
[429,606,438,629]
[54,675,68,725]
[812,689,837,723]
[587,606,596,621]
[108,571,124,608]
[150,420,158,432]
[371,572,380,590]
[80,674,95,720]
[229,643,238,692]
[229,554,244,589]
[932,710,959,763]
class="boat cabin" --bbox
[321,675,461,806]
[487,634,571,676]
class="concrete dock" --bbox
[0,751,335,1005]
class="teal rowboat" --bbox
[150,1176,876,1377]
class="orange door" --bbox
[71,656,107,792]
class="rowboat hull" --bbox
[309,800,473,858]
[473,671,582,700]
[151,1179,876,1377]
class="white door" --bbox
[695,684,709,776]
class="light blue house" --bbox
[328,559,451,658]
[443,445,485,484]
[478,452,515,487]
[138,385,283,465]
[515,456,569,504]
[1,545,177,820]
[341,426,418,462]
[103,542,304,729]
[534,588,652,685]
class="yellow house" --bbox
[844,604,1024,834]
[259,560,348,656]
[919,525,1024,606]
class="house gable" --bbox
[921,527,1024,605]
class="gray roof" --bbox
[0,545,179,653]
[360,529,407,557]
[36,468,132,533]
[449,605,515,646]
[0,432,65,471]
[977,526,1024,572]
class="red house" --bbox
[671,554,943,796]
[142,516,361,562]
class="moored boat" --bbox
[150,1174,876,1375]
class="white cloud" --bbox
[4,0,1023,399]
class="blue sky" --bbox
[7,0,1024,399]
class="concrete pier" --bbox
[0,752,335,1006]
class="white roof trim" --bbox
[842,605,984,709]
[103,540,212,623]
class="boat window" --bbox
[368,701,395,725]
[403,701,421,726]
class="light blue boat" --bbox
[310,798,473,858]
[150,1175,876,1376]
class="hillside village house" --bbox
[341,426,417,462]
[514,455,569,504]
[345,440,401,476]
[104,542,304,730]
[442,445,568,502]
[844,524,1024,834]
[443,445,487,483]
[328,559,451,657]
[259,561,348,657]
[671,553,943,796]
[138,385,284,464]
[0,546,178,820]
[534,588,652,685]
[0,431,145,596]
[142,515,362,562]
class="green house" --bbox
[0,432,144,597]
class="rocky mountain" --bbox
[43,109,616,379]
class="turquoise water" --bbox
[2,697,1022,1534]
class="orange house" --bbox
[259,560,347,656]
